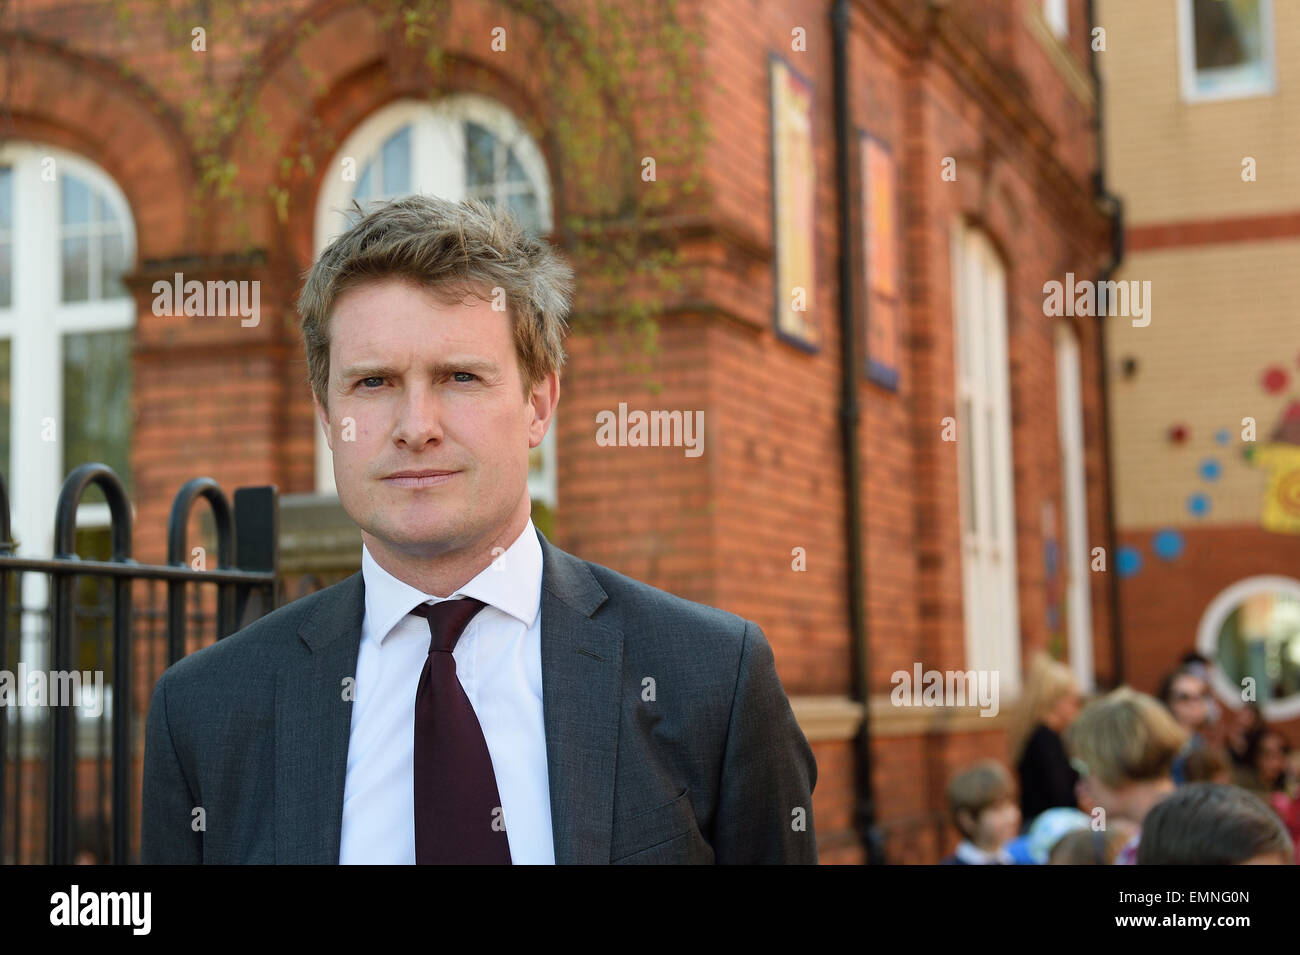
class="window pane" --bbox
[62,236,90,302]
[466,122,495,186]
[0,241,10,309]
[381,126,412,196]
[62,176,91,226]
[959,397,975,535]
[100,232,128,300]
[94,193,119,227]
[507,189,541,233]
[0,339,9,483]
[506,148,529,184]
[354,161,374,202]
[0,166,10,228]
[61,177,130,303]
[1193,0,1263,71]
[62,330,133,499]
[985,405,998,534]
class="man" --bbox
[141,195,818,864]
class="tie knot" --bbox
[410,597,487,653]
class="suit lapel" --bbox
[272,532,624,865]
[536,529,624,864]
[275,571,365,864]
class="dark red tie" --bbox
[410,598,512,864]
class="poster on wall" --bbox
[769,53,819,351]
[860,130,901,390]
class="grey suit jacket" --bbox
[141,528,818,864]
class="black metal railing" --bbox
[0,464,279,864]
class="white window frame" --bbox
[0,143,136,728]
[951,221,1021,699]
[1198,575,1300,721]
[1055,321,1094,693]
[1044,0,1069,39]
[1178,0,1277,102]
[312,96,557,509]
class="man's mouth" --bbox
[383,470,459,488]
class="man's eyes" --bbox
[357,372,479,388]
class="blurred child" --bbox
[940,760,1021,865]
[1136,782,1293,865]
[1049,822,1137,865]
[1064,687,1187,863]
[1183,744,1232,784]
[1021,806,1089,864]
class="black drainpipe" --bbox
[832,0,885,865]
[1086,0,1126,688]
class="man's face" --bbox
[313,277,557,565]
[1169,674,1210,732]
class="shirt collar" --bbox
[361,518,542,647]
[954,840,1014,865]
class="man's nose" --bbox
[393,383,445,447]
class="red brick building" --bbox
[1,0,1115,863]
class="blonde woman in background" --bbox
[1064,687,1188,864]
[1010,654,1083,828]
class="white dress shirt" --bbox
[953,839,1015,865]
[338,518,554,864]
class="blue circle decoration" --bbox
[1117,546,1142,578]
[1199,458,1222,481]
[1152,529,1185,561]
[1187,493,1211,517]
[1215,429,1230,445]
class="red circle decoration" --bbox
[1263,366,1289,394]
[1169,424,1188,443]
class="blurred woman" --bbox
[1010,653,1083,827]
[1064,687,1188,863]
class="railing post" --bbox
[50,463,134,866]
[234,486,279,627]
[166,479,236,665]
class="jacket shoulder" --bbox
[576,556,749,635]
[158,572,361,691]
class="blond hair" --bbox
[1064,687,1188,788]
[297,195,575,412]
[1010,653,1078,764]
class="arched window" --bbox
[0,143,135,533]
[313,96,557,514]
[0,143,135,723]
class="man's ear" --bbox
[527,371,560,448]
[313,392,334,452]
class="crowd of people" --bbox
[940,653,1300,865]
